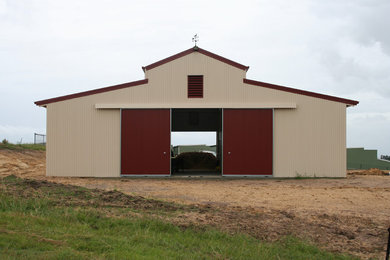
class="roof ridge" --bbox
[142,47,249,72]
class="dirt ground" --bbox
[1,149,390,259]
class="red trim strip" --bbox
[143,47,249,72]
[243,78,359,106]
[34,79,148,106]
[197,48,249,71]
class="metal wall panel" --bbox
[223,109,273,175]
[46,101,120,177]
[121,109,170,175]
[273,100,346,177]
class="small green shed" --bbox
[347,148,390,170]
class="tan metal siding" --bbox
[46,101,120,177]
[45,51,347,177]
[145,52,246,105]
[243,83,346,177]
[273,100,346,177]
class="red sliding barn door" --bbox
[121,109,170,175]
[223,109,273,175]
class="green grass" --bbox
[0,142,46,151]
[0,176,355,259]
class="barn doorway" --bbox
[120,108,272,176]
[171,109,222,175]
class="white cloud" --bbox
[0,125,45,144]
[0,0,6,15]
[171,132,216,146]
[347,112,390,156]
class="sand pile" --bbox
[348,168,389,176]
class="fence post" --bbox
[33,133,46,145]
[386,227,390,260]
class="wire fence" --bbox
[34,133,46,145]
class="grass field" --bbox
[0,142,46,151]
[0,175,355,259]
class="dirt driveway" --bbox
[1,149,390,259]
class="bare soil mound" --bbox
[348,168,389,176]
[0,149,45,178]
[1,175,183,212]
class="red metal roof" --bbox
[243,78,359,106]
[34,79,148,106]
[142,47,250,72]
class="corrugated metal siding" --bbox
[46,101,120,177]
[121,109,171,175]
[145,52,246,105]
[273,100,346,177]
[223,109,273,175]
[45,51,347,177]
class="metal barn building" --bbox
[35,47,358,178]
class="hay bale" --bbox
[175,152,217,170]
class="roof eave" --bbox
[243,78,359,106]
[34,79,148,106]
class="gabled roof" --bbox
[243,78,359,106]
[34,79,148,106]
[142,46,250,72]
[34,47,358,107]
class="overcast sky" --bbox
[0,0,389,156]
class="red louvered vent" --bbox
[188,75,203,98]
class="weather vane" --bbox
[192,34,199,47]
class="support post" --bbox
[386,227,390,260]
